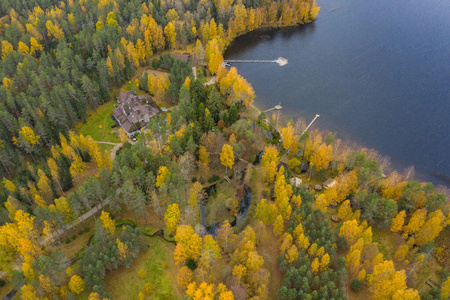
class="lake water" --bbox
[224,0,450,187]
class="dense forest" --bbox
[1,0,450,299]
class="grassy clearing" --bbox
[98,143,115,152]
[412,255,441,293]
[372,228,403,261]
[348,282,370,300]
[77,101,119,143]
[104,236,182,300]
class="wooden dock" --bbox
[224,57,288,66]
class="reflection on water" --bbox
[224,0,450,187]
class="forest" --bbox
[0,0,449,299]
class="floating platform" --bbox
[275,57,288,66]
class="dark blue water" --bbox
[224,0,450,186]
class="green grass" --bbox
[98,143,114,152]
[77,101,119,143]
[372,227,402,260]
[123,81,139,92]
[104,237,182,300]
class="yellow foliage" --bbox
[2,77,13,90]
[367,260,408,300]
[138,269,147,279]
[392,288,420,300]
[320,253,330,271]
[232,264,247,282]
[255,199,278,224]
[18,41,30,54]
[69,275,85,295]
[156,166,169,187]
[246,251,264,271]
[21,285,37,300]
[391,210,406,232]
[292,194,302,207]
[19,126,40,146]
[403,208,427,236]
[22,260,35,280]
[177,266,193,288]
[280,123,299,152]
[415,209,446,246]
[394,245,409,262]
[164,203,181,232]
[199,145,210,166]
[442,276,450,299]
[358,269,366,280]
[273,214,284,236]
[186,282,216,300]
[314,194,329,213]
[310,143,332,171]
[1,40,14,59]
[116,238,129,261]
[100,211,115,235]
[143,282,154,295]
[339,219,363,245]
[54,196,73,223]
[286,245,299,263]
[174,225,202,264]
[308,243,318,256]
[296,234,310,250]
[206,38,223,75]
[220,144,234,170]
[164,21,176,49]
[264,161,278,184]
[311,257,320,274]
[280,232,293,253]
[46,20,65,40]
[337,200,352,220]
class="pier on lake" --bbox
[224,57,288,66]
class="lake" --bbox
[224,0,450,187]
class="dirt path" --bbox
[0,196,113,279]
[95,141,121,146]
[94,140,122,160]
[41,198,111,245]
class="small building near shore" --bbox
[290,177,303,187]
[323,178,337,189]
[112,89,162,137]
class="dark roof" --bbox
[300,162,309,172]
[118,89,137,104]
[113,89,162,134]
[172,52,190,62]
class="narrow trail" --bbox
[40,198,111,246]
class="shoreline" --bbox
[221,22,449,191]
[247,89,449,191]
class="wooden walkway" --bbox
[224,57,288,66]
